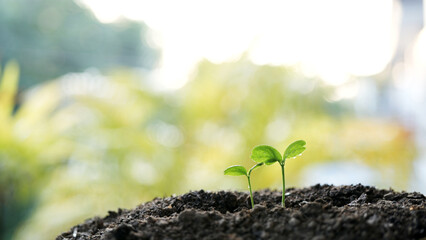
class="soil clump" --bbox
[57,184,426,240]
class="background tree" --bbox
[0,0,159,90]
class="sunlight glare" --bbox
[80,0,397,89]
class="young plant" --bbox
[224,162,264,208]
[251,140,306,207]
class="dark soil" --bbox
[56,184,426,240]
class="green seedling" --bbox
[224,162,264,208]
[251,140,306,207]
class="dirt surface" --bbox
[57,184,425,240]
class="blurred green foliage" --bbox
[0,0,159,90]
[0,59,417,240]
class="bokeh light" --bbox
[1,0,425,239]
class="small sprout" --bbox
[224,162,264,208]
[251,140,306,207]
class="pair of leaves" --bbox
[224,162,264,176]
[251,140,306,165]
[224,140,306,176]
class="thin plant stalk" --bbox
[280,164,285,207]
[247,163,262,208]
[247,175,254,208]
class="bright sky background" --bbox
[79,0,399,90]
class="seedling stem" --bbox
[281,164,285,207]
[247,163,261,207]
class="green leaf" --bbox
[224,165,247,176]
[283,140,306,160]
[251,145,282,164]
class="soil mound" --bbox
[56,184,425,240]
